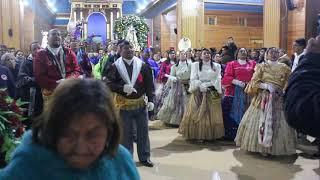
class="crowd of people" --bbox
[0,28,319,179]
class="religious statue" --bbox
[74,21,83,40]
[125,25,140,51]
[178,37,192,51]
[41,31,48,48]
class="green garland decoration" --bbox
[114,15,149,49]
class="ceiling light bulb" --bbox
[23,0,29,6]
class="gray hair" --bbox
[0,53,15,66]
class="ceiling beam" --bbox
[162,3,176,15]
[204,0,263,6]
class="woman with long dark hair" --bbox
[179,48,224,141]
[235,47,296,156]
[157,50,177,84]
[186,49,195,63]
[222,48,256,140]
[158,51,191,126]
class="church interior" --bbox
[0,0,320,179]
[1,0,319,54]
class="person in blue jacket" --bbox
[141,48,160,80]
[0,79,140,180]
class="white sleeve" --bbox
[189,62,201,92]
[259,83,269,90]
[213,64,222,94]
[232,79,240,85]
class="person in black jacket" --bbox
[0,65,15,98]
[16,42,43,121]
[285,35,320,157]
[105,40,155,167]
[227,37,238,59]
[221,46,234,64]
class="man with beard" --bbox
[33,29,81,102]
[16,42,43,120]
[106,40,155,167]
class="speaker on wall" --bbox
[8,29,13,37]
[287,0,296,10]
[174,28,177,35]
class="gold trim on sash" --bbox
[114,94,146,110]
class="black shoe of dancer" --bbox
[140,159,154,167]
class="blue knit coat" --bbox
[0,131,140,180]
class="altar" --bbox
[70,0,123,44]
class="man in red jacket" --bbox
[34,29,81,100]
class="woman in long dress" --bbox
[222,48,256,140]
[158,51,191,126]
[235,47,297,156]
[179,48,224,140]
[154,50,177,116]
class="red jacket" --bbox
[222,60,256,96]
[33,47,81,91]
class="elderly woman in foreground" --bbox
[0,79,140,180]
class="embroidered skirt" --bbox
[158,81,189,126]
[179,89,224,140]
[235,90,297,155]
[154,82,171,117]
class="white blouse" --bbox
[170,61,191,81]
[189,61,222,93]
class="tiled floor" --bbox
[135,122,320,180]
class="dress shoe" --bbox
[140,159,154,167]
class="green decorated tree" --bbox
[114,15,149,49]
[0,89,28,166]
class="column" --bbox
[73,10,77,21]
[305,0,320,39]
[80,9,83,20]
[19,0,24,50]
[263,0,281,48]
[113,10,117,40]
[177,0,204,49]
[84,22,87,38]
[107,23,110,41]
[0,0,2,43]
[119,8,122,18]
[110,10,114,40]
[116,9,120,19]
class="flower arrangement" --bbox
[114,15,149,48]
[0,89,28,163]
